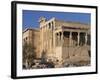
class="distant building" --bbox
[23,28,40,58]
[23,17,91,65]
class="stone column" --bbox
[85,33,87,45]
[56,33,58,46]
[55,33,57,46]
[77,32,80,46]
[69,32,72,47]
[61,31,63,46]
[58,32,60,46]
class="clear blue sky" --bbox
[22,10,91,29]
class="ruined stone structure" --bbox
[23,17,91,65]
[23,28,40,57]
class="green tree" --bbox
[23,42,36,69]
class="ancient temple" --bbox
[23,17,91,66]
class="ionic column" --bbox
[85,33,87,45]
[77,32,80,46]
[69,32,72,46]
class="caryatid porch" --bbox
[54,26,90,62]
[55,26,90,47]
